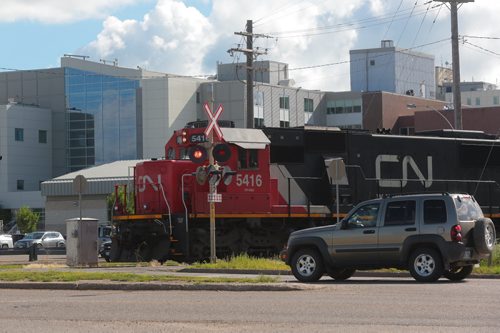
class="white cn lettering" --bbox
[375,155,433,188]
[138,175,161,192]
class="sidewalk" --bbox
[0,255,498,291]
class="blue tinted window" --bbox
[65,68,139,171]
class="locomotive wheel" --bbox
[136,241,153,262]
[151,237,171,264]
[109,240,122,262]
[189,229,210,261]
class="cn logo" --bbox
[138,175,162,192]
[375,155,433,188]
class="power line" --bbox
[261,3,440,38]
[464,41,500,57]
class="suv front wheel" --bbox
[291,248,324,282]
[409,247,444,282]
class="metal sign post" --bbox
[203,102,224,264]
[73,175,88,222]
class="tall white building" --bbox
[350,40,435,99]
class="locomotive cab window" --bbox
[180,148,189,160]
[167,147,175,160]
[238,147,259,169]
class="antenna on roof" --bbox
[100,58,119,66]
[64,54,90,60]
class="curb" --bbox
[181,268,500,279]
[0,281,315,292]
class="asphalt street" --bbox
[0,277,499,333]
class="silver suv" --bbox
[14,231,66,249]
[282,193,496,282]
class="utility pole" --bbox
[228,20,271,128]
[434,0,474,130]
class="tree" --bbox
[16,206,40,234]
[106,186,135,220]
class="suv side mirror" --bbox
[341,219,348,229]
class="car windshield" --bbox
[454,195,483,221]
[24,232,45,240]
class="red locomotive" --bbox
[111,122,333,262]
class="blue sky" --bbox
[0,0,498,91]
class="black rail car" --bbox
[263,127,500,227]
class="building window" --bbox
[254,118,264,128]
[353,105,362,113]
[304,98,314,113]
[370,60,375,66]
[196,92,200,104]
[279,95,289,128]
[254,91,264,128]
[279,96,289,109]
[466,97,472,106]
[326,107,335,114]
[39,130,47,144]
[17,180,24,191]
[494,96,499,105]
[475,97,480,106]
[15,128,24,141]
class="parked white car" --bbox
[0,234,14,248]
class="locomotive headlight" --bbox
[143,204,148,210]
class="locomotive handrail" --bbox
[159,183,173,236]
[181,173,195,235]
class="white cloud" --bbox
[81,0,365,90]
[81,0,215,75]
[78,0,500,91]
[0,0,145,23]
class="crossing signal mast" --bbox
[434,0,474,130]
[188,102,235,263]
[228,20,272,128]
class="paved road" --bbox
[1,277,498,332]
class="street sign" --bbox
[203,102,224,140]
[73,175,88,194]
[208,193,222,203]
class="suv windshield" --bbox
[454,195,483,221]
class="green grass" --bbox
[189,254,289,271]
[0,270,278,283]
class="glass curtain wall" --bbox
[65,68,139,171]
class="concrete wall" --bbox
[0,69,66,177]
[141,76,203,159]
[350,49,396,92]
[199,81,323,128]
[45,195,108,234]
[217,61,289,86]
[0,104,51,213]
[362,91,448,132]
[395,51,435,98]
[446,90,500,107]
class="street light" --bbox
[406,104,454,130]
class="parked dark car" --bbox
[99,240,111,262]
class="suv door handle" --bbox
[405,227,417,232]
[363,230,375,234]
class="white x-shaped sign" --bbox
[203,102,224,140]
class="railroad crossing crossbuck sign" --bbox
[203,102,224,140]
